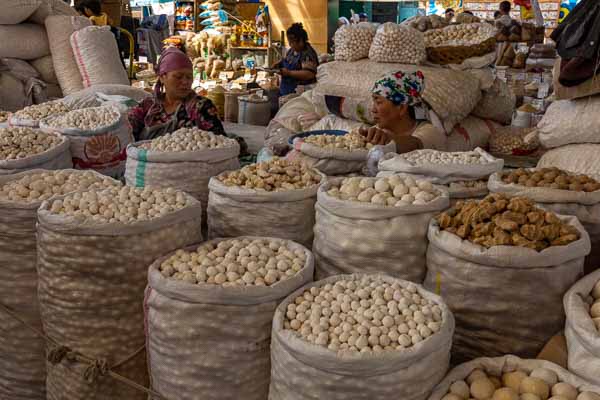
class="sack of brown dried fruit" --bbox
[424,193,590,363]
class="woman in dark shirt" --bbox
[274,23,319,96]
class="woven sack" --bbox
[0,24,50,61]
[0,131,72,175]
[472,78,516,125]
[70,26,129,88]
[537,97,600,149]
[29,0,78,24]
[537,144,600,178]
[238,95,271,126]
[424,215,590,363]
[64,84,151,106]
[0,72,31,113]
[145,238,314,400]
[0,0,41,24]
[269,274,455,400]
[45,16,92,95]
[36,191,203,400]
[30,55,59,84]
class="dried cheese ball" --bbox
[400,149,490,165]
[0,127,64,160]
[45,106,120,130]
[302,131,374,151]
[334,24,375,61]
[140,127,237,152]
[424,23,494,48]
[159,238,307,287]
[369,23,426,64]
[13,100,70,122]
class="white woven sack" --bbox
[472,78,516,125]
[0,132,71,175]
[424,215,590,363]
[445,116,499,152]
[207,173,323,248]
[428,355,600,400]
[29,0,78,24]
[537,97,600,149]
[378,148,503,185]
[70,26,129,88]
[537,144,600,178]
[313,179,449,281]
[369,23,426,64]
[65,85,152,106]
[269,274,455,400]
[0,24,49,61]
[8,100,71,128]
[124,140,240,218]
[334,24,376,62]
[308,115,367,133]
[271,92,320,133]
[36,192,203,400]
[564,269,600,386]
[0,0,41,24]
[0,169,119,400]
[145,237,314,400]
[45,16,92,96]
[30,55,58,84]
[447,183,489,200]
[40,106,133,178]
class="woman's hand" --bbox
[359,126,392,145]
[280,68,291,77]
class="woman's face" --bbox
[371,95,407,128]
[161,68,194,99]
[288,34,305,53]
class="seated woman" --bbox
[360,70,447,153]
[129,47,246,152]
[274,23,319,96]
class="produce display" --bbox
[0,170,118,203]
[369,23,426,64]
[283,275,444,352]
[489,128,539,156]
[334,24,375,62]
[0,127,64,160]
[44,106,120,130]
[400,149,490,166]
[12,100,70,122]
[437,193,581,250]
[406,15,449,32]
[501,168,600,192]
[139,127,238,152]
[158,238,307,286]
[449,180,488,191]
[588,279,600,332]
[438,366,600,400]
[326,176,440,206]
[0,111,9,123]
[46,186,193,223]
[302,131,374,151]
[424,23,495,47]
[216,158,322,192]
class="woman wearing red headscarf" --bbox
[128,47,226,141]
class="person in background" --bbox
[274,23,319,96]
[494,10,502,19]
[360,70,447,153]
[129,47,242,150]
[337,17,350,28]
[76,0,110,26]
[445,8,455,22]
[497,1,513,26]
[359,13,369,22]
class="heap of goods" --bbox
[43,105,120,130]
[11,100,70,126]
[406,15,449,32]
[334,24,375,62]
[0,169,117,202]
[284,276,444,352]
[369,23,426,64]
[302,131,374,151]
[400,149,490,166]
[489,127,539,156]
[0,127,64,160]
[139,127,237,152]
[424,24,494,48]
[326,176,440,206]
[46,186,193,223]
[158,238,308,287]
[500,168,600,192]
[436,194,581,250]
[216,158,322,192]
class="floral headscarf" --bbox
[372,70,425,106]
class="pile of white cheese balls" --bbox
[140,127,237,152]
[327,176,439,206]
[586,280,600,333]
[369,23,426,64]
[334,24,375,62]
[13,100,70,122]
[284,276,443,353]
[401,149,489,165]
[0,170,118,203]
[0,127,64,160]
[302,131,374,151]
[47,186,191,224]
[441,366,600,400]
[424,23,493,47]
[159,238,307,287]
[45,106,120,130]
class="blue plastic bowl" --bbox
[288,130,348,146]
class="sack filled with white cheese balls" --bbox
[0,127,72,175]
[334,23,376,62]
[40,105,133,178]
[269,274,455,400]
[125,127,240,219]
[9,100,71,128]
[0,169,120,400]
[564,269,600,387]
[428,355,600,400]
[288,131,396,176]
[314,175,449,281]
[424,194,591,363]
[207,158,323,248]
[36,186,203,400]
[145,237,314,400]
[369,23,426,64]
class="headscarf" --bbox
[338,17,350,25]
[154,46,193,96]
[372,70,425,106]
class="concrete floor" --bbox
[223,122,267,154]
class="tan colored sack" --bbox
[0,24,50,61]
[0,0,41,24]
[29,0,78,24]
[30,55,58,84]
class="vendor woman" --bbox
[128,47,226,141]
[274,23,319,96]
[361,70,447,153]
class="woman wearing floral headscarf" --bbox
[360,70,447,153]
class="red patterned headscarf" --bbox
[154,47,193,96]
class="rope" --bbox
[0,301,168,400]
